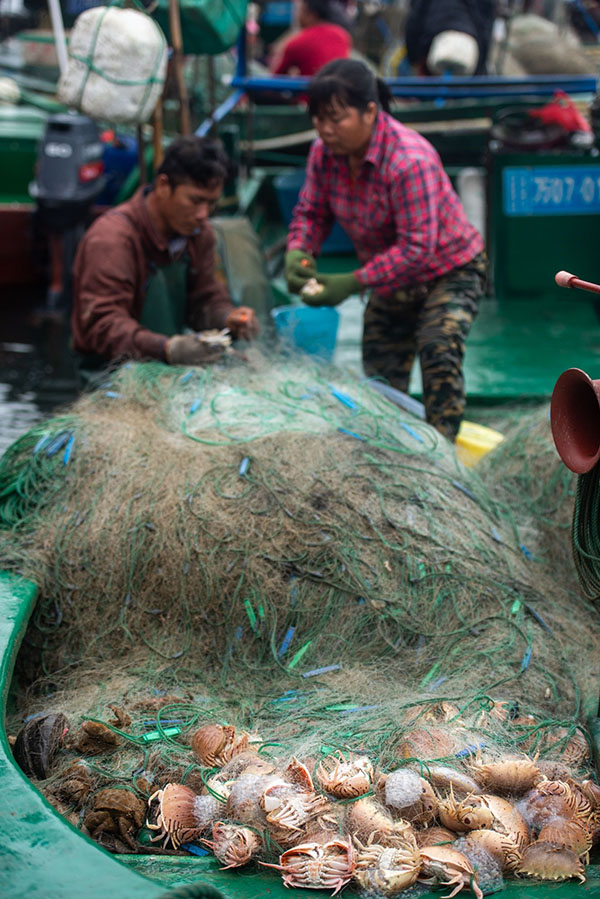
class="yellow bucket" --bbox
[456,420,504,467]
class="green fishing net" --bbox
[1,352,598,885]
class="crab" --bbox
[147,782,217,849]
[542,727,591,767]
[438,788,494,832]
[439,789,529,856]
[53,761,94,808]
[518,841,586,883]
[468,755,540,795]
[396,726,457,760]
[354,843,421,896]
[83,788,145,850]
[301,278,325,298]
[377,769,439,825]
[537,820,593,861]
[460,828,521,872]
[354,834,421,895]
[261,836,355,895]
[12,712,69,779]
[284,756,315,791]
[347,797,416,847]
[316,752,374,799]
[424,765,481,798]
[416,826,457,849]
[419,844,484,899]
[478,794,530,853]
[190,723,249,768]
[261,782,330,845]
[223,773,283,828]
[522,780,594,830]
[398,776,438,826]
[202,821,262,869]
[73,720,121,755]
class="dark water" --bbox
[0,286,80,458]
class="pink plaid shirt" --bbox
[288,111,483,295]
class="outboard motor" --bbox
[30,112,105,316]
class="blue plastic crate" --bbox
[274,170,354,255]
[259,0,293,27]
[271,305,339,361]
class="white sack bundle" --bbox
[58,6,167,124]
[506,13,590,75]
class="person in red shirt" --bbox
[284,59,486,441]
[270,0,352,77]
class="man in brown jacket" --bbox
[72,136,259,373]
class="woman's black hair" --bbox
[307,59,392,117]
[156,136,230,187]
[304,0,352,31]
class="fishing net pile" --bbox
[477,404,577,577]
[1,351,599,896]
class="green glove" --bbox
[301,272,361,307]
[285,249,316,293]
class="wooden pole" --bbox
[168,0,191,135]
[136,124,148,184]
[207,56,216,133]
[47,0,68,75]
[153,98,164,169]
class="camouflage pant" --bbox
[362,252,487,442]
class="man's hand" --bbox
[285,249,316,293]
[224,306,260,340]
[164,334,225,366]
[301,272,360,307]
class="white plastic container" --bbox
[427,30,479,76]
[58,6,167,124]
[456,167,486,238]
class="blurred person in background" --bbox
[405,0,497,76]
[269,0,352,77]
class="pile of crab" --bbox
[144,721,600,896]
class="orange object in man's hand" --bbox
[224,306,260,340]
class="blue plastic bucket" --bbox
[273,170,353,255]
[271,305,339,361]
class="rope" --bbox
[572,464,600,598]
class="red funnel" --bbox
[551,368,600,473]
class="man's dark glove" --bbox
[164,334,225,366]
[301,272,361,307]
[285,249,316,293]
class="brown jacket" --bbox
[71,187,234,361]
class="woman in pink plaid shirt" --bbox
[284,59,487,442]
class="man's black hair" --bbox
[156,136,230,188]
[308,59,392,117]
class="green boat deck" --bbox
[465,294,600,399]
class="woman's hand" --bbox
[285,250,317,292]
[301,272,360,307]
